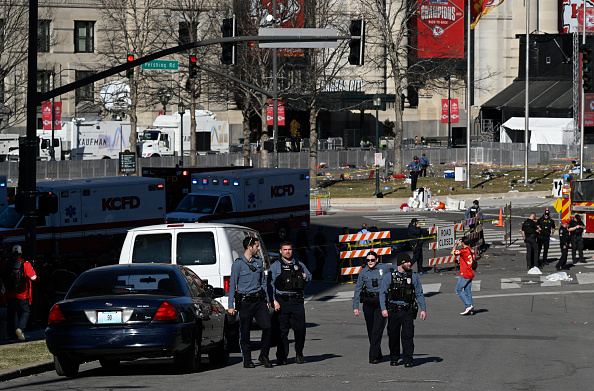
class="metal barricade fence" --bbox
[310,190,330,215]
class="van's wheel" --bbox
[175,332,201,373]
[54,354,79,377]
[151,154,160,158]
[276,222,290,241]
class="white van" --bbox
[118,222,272,311]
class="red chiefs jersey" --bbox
[454,247,475,279]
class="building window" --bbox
[38,20,50,53]
[179,22,197,45]
[75,70,95,105]
[74,21,94,53]
[37,71,51,94]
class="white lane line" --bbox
[576,273,594,284]
[501,277,522,289]
[474,289,594,299]
[422,283,441,295]
[471,280,481,291]
[540,276,561,287]
[327,291,353,302]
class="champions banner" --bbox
[441,99,459,123]
[415,0,464,59]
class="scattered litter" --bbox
[509,190,519,193]
[527,266,542,275]
[545,272,571,281]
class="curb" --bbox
[0,360,53,382]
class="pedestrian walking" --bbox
[227,237,272,368]
[1,245,37,341]
[379,253,427,367]
[335,227,350,281]
[537,208,556,266]
[353,251,390,364]
[419,153,429,177]
[407,218,426,275]
[312,226,327,280]
[406,156,422,191]
[270,241,312,365]
[464,200,485,253]
[358,223,371,247]
[556,219,570,271]
[569,214,587,264]
[521,213,541,270]
[452,237,475,315]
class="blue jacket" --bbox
[419,156,429,167]
[407,160,421,172]
[379,269,427,312]
[269,257,312,301]
[353,263,391,310]
[228,255,269,309]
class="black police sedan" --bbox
[45,264,228,377]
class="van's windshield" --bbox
[138,131,160,141]
[174,195,219,214]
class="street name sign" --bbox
[142,60,179,70]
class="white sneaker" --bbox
[15,328,25,341]
[460,308,472,316]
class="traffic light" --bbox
[189,55,198,78]
[126,54,134,78]
[348,19,365,66]
[220,17,236,65]
[581,44,593,93]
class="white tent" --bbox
[500,117,575,151]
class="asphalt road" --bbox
[2,205,594,390]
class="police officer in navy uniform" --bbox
[569,214,587,264]
[228,236,272,368]
[407,218,426,275]
[380,253,427,367]
[556,219,571,271]
[537,208,556,266]
[521,213,541,270]
[270,241,312,365]
[464,200,485,253]
[406,156,422,191]
[353,251,390,364]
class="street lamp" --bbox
[158,88,172,115]
[178,101,185,167]
[373,94,382,198]
[446,74,454,149]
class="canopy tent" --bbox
[499,117,575,151]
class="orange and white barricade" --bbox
[338,231,391,279]
[428,255,458,266]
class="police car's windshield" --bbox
[0,206,23,228]
[138,131,160,141]
[174,195,219,214]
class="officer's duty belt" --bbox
[241,290,266,302]
[279,292,304,301]
[387,302,412,312]
[362,292,380,298]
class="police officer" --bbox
[406,156,422,191]
[407,218,426,275]
[353,251,390,364]
[270,241,312,365]
[537,208,556,266]
[228,237,272,368]
[521,213,541,270]
[419,153,429,177]
[379,253,427,367]
[464,200,485,253]
[556,219,570,271]
[569,214,587,264]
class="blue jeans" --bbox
[455,277,473,308]
[6,298,30,338]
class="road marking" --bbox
[422,283,441,294]
[501,277,522,289]
[471,280,481,291]
[474,289,594,299]
[540,276,561,287]
[576,273,594,284]
[329,291,354,302]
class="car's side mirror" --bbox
[212,287,226,298]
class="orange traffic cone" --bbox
[495,209,504,227]
[316,198,322,215]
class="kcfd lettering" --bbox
[271,184,295,198]
[102,196,141,211]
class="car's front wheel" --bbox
[99,358,120,369]
[54,355,80,377]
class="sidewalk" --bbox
[0,327,53,381]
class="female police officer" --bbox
[353,251,390,364]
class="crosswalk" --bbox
[316,271,594,303]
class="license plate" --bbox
[97,311,122,324]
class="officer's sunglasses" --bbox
[366,257,377,262]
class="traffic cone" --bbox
[316,198,322,215]
[495,209,504,227]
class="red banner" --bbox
[267,100,285,126]
[42,101,52,130]
[54,102,62,130]
[441,99,459,123]
[415,0,464,59]
[585,94,594,127]
[577,7,594,33]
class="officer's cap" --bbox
[544,209,550,215]
[12,244,21,254]
[413,156,418,160]
[411,218,419,224]
[562,219,569,224]
[397,252,411,266]
[473,200,479,205]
